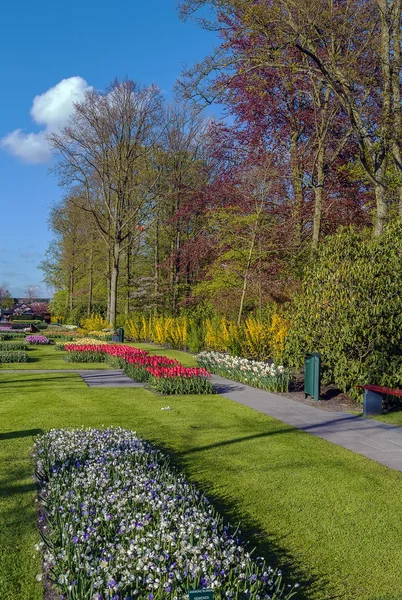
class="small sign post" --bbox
[189,590,214,600]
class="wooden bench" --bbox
[358,384,402,416]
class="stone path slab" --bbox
[211,374,402,472]
[78,370,145,388]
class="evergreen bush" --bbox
[284,221,402,398]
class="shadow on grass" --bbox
[0,428,43,441]
[0,482,37,498]
[152,439,319,600]
[0,376,81,387]
[178,414,399,458]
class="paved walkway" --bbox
[212,374,402,471]
[79,370,145,388]
[4,368,402,470]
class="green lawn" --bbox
[372,411,402,426]
[125,341,198,366]
[0,344,112,370]
[2,345,402,600]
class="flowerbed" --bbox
[148,366,213,395]
[0,332,26,341]
[56,338,108,351]
[196,352,289,393]
[34,427,298,600]
[64,344,212,395]
[25,335,52,345]
[0,341,28,351]
[0,350,28,363]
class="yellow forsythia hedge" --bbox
[123,313,288,361]
[80,313,111,332]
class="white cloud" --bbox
[1,76,92,164]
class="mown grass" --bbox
[372,411,402,426]
[0,344,111,370]
[1,345,402,599]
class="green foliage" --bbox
[123,362,151,382]
[0,332,26,341]
[0,296,14,309]
[49,290,68,317]
[285,221,402,398]
[148,374,214,395]
[186,318,205,353]
[10,319,43,323]
[63,351,106,363]
[0,342,28,351]
[0,351,29,363]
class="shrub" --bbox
[186,318,206,353]
[284,221,402,398]
[34,428,297,600]
[10,318,43,323]
[0,351,29,363]
[80,313,111,332]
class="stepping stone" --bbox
[77,369,145,388]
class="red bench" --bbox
[358,384,402,416]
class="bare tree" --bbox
[49,79,163,326]
[24,285,40,303]
[0,282,12,308]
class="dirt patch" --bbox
[277,378,362,413]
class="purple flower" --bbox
[107,579,117,589]
[25,335,51,345]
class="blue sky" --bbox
[0,0,217,297]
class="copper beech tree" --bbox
[179,0,402,236]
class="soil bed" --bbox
[278,377,362,413]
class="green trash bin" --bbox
[304,353,321,401]
[118,327,124,343]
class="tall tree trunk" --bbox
[125,244,131,318]
[390,0,402,213]
[374,177,388,236]
[290,130,303,246]
[69,269,74,312]
[87,243,94,316]
[312,145,325,247]
[109,243,120,329]
[106,248,111,323]
[238,227,258,326]
[172,229,181,316]
[154,218,160,314]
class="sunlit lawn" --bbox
[0,343,111,370]
[1,345,402,600]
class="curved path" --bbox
[3,368,402,471]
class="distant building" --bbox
[13,298,50,304]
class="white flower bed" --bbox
[196,352,289,393]
[34,428,298,600]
